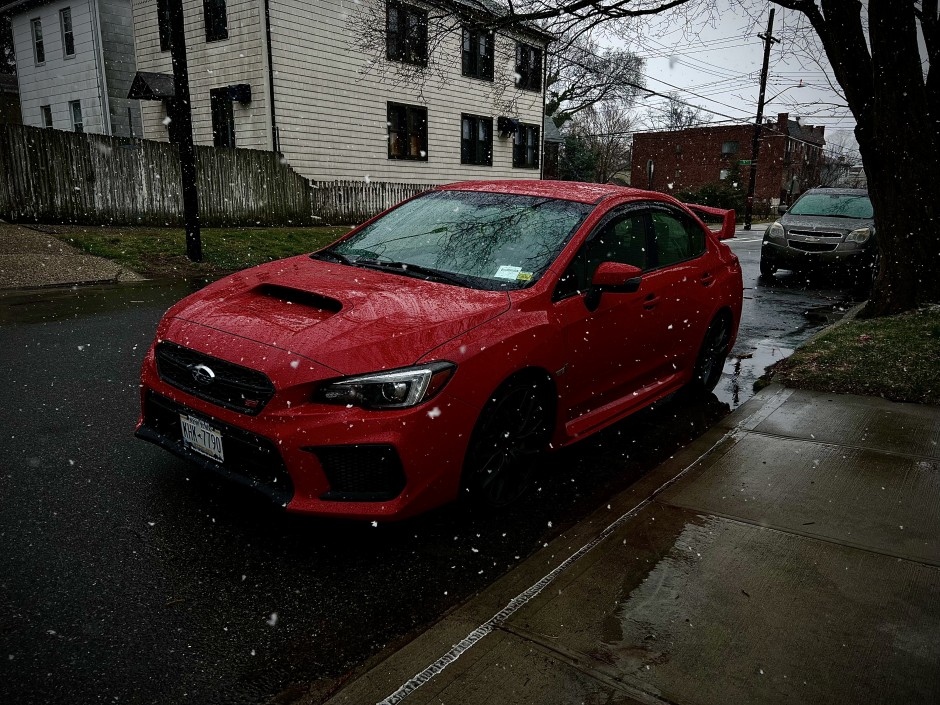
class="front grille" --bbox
[155,341,275,415]
[138,391,293,505]
[788,229,843,239]
[310,445,406,502]
[787,239,838,252]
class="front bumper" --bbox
[761,239,874,271]
[137,353,479,521]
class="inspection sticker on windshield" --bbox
[516,272,533,281]
[494,265,522,280]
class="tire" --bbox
[759,254,778,277]
[691,314,732,393]
[461,377,553,509]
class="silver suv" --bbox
[760,188,876,284]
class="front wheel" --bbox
[691,315,732,393]
[461,378,552,509]
[759,253,778,277]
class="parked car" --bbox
[136,181,743,520]
[760,188,877,284]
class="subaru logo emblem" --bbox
[191,364,216,386]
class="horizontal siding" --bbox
[132,0,545,184]
[11,0,107,133]
[131,0,269,149]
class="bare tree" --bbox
[817,130,862,187]
[565,101,636,182]
[545,32,644,127]
[644,91,712,130]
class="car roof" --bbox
[435,180,664,205]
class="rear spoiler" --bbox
[684,204,736,240]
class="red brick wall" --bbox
[631,124,807,203]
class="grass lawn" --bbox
[51,224,351,278]
[766,305,940,405]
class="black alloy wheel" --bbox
[462,379,552,508]
[692,315,732,393]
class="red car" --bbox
[136,181,742,520]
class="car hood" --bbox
[779,214,874,234]
[165,255,511,375]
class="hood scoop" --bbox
[255,284,342,313]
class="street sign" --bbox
[739,159,754,165]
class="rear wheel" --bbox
[461,377,553,509]
[691,315,732,393]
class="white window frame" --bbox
[60,8,75,58]
[40,105,53,128]
[69,100,83,132]
[31,18,45,65]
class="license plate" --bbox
[180,414,224,462]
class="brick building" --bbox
[631,113,825,208]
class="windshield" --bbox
[323,190,593,290]
[789,192,873,219]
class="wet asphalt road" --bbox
[0,238,859,705]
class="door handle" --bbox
[701,272,715,287]
[643,293,660,310]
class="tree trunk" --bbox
[855,0,940,315]
[793,0,940,316]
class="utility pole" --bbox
[743,9,780,230]
[167,0,202,261]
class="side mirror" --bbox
[778,204,789,215]
[585,262,642,312]
[591,262,643,290]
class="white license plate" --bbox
[180,414,224,463]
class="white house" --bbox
[131,0,550,183]
[2,0,141,136]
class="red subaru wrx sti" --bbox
[136,181,742,520]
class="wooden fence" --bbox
[311,179,437,224]
[0,124,311,227]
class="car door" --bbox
[553,205,663,428]
[645,204,719,380]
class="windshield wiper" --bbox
[311,250,354,265]
[354,259,467,286]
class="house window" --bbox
[210,88,235,147]
[204,0,228,42]
[462,27,493,80]
[461,114,492,166]
[31,18,44,64]
[40,105,53,128]
[59,8,75,57]
[69,100,83,132]
[387,102,427,160]
[157,0,172,51]
[721,141,738,155]
[515,43,542,92]
[513,123,540,168]
[386,1,427,66]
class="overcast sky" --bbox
[617,0,856,146]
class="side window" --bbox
[650,210,705,267]
[553,210,648,301]
[587,214,648,273]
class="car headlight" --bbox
[845,227,872,243]
[765,221,785,242]
[313,362,456,409]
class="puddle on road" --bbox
[715,338,797,409]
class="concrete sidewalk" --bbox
[325,385,940,705]
[0,224,143,289]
